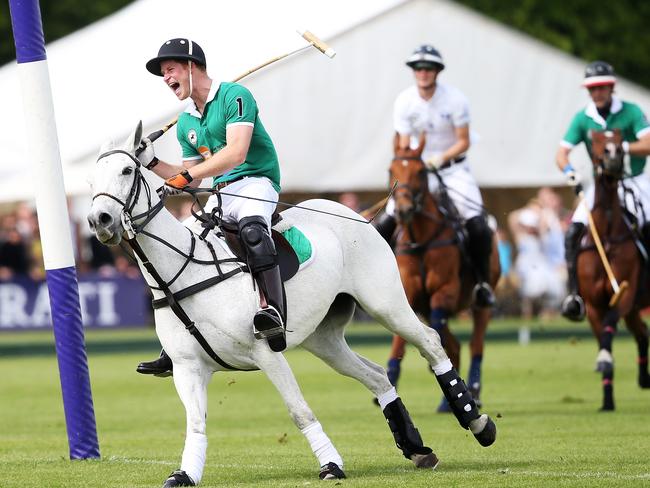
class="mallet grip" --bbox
[299,30,336,58]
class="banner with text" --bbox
[0,273,151,330]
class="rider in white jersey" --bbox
[376,44,495,307]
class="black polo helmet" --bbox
[405,44,445,71]
[582,60,616,87]
[146,38,207,76]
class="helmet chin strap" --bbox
[188,59,193,98]
[187,38,194,98]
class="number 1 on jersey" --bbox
[236,97,243,117]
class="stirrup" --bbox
[473,282,495,308]
[561,294,585,322]
[253,305,284,339]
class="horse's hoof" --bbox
[319,462,346,480]
[410,452,439,469]
[599,404,615,412]
[472,415,497,447]
[162,470,195,487]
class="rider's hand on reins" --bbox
[563,163,581,188]
[165,170,194,194]
[137,137,159,170]
[424,153,444,170]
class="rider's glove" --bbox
[563,164,580,187]
[137,137,159,170]
[622,141,630,154]
[165,169,193,192]
[424,153,444,170]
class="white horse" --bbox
[87,122,496,487]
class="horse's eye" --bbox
[122,167,133,176]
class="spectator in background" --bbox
[508,203,565,319]
[338,192,362,213]
[0,213,31,279]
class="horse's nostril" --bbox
[99,212,113,226]
[87,215,95,230]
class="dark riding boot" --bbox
[254,264,287,352]
[373,212,397,244]
[239,215,287,352]
[561,222,586,322]
[465,216,495,308]
[136,349,173,377]
[642,222,650,263]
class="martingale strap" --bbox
[126,237,255,372]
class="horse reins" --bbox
[93,149,253,371]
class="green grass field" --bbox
[1,319,649,487]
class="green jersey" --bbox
[562,96,650,176]
[176,81,281,191]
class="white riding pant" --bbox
[386,161,484,220]
[571,172,650,226]
[203,176,279,228]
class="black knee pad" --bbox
[238,216,277,273]
[382,398,432,459]
[436,369,480,429]
[565,222,585,252]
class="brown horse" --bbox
[576,129,650,410]
[385,134,500,410]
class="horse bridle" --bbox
[91,148,252,371]
[391,157,428,216]
[390,156,454,254]
[92,149,164,238]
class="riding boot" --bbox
[465,216,495,308]
[373,212,397,244]
[561,222,586,321]
[642,222,650,264]
[239,216,287,352]
[253,264,287,352]
[136,349,173,377]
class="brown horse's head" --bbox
[389,133,427,224]
[591,129,624,180]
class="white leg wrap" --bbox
[432,358,453,376]
[377,387,399,410]
[180,432,207,485]
[301,421,343,468]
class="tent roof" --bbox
[2,0,650,203]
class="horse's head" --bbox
[389,133,427,224]
[87,121,157,246]
[591,129,624,180]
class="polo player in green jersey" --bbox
[556,60,650,321]
[136,38,286,376]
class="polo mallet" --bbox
[140,30,336,148]
[576,185,629,307]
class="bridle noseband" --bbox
[92,149,163,237]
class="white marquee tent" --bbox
[2,0,650,205]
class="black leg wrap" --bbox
[383,398,433,460]
[435,369,480,429]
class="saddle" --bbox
[217,213,300,282]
